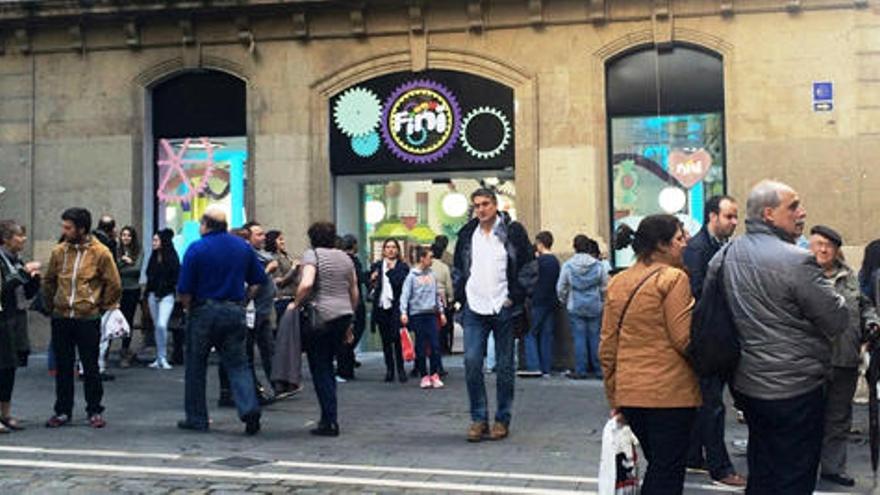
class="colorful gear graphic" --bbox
[351,131,380,157]
[381,80,461,164]
[333,87,382,137]
[156,137,216,204]
[461,106,511,160]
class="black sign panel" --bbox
[329,70,515,176]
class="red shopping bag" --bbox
[400,327,415,362]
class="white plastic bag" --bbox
[598,417,640,495]
[101,308,131,341]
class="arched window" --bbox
[151,71,247,254]
[606,44,725,266]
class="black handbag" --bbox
[687,245,740,378]
[299,249,323,335]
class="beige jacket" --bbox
[42,237,121,319]
[600,261,700,409]
[432,258,454,305]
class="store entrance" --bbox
[335,171,515,352]
[335,172,516,265]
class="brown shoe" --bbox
[713,473,746,488]
[467,422,489,442]
[489,422,509,441]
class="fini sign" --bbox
[329,70,514,175]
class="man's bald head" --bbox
[200,205,229,234]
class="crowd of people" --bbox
[600,180,880,494]
[1,179,879,493]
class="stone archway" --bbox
[308,49,539,233]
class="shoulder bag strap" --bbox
[615,267,665,335]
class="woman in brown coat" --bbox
[600,214,699,495]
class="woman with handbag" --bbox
[145,228,179,370]
[599,214,698,495]
[292,221,358,437]
[369,238,410,383]
[0,221,41,432]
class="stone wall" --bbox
[0,0,878,348]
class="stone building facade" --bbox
[0,0,878,267]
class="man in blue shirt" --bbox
[176,205,267,435]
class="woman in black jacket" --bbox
[145,228,179,370]
[0,221,40,432]
[370,238,410,383]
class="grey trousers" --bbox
[821,366,859,475]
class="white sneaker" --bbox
[159,359,173,370]
[420,376,432,389]
[148,360,160,369]
[430,373,444,389]
[335,375,347,383]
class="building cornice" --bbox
[0,0,873,55]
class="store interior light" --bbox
[658,186,687,214]
[365,200,387,224]
[442,192,468,218]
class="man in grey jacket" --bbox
[705,180,848,494]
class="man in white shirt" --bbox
[453,189,533,443]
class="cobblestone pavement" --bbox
[0,352,871,494]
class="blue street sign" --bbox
[813,81,833,102]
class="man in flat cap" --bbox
[809,225,879,487]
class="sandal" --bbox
[1,416,24,431]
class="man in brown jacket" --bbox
[42,207,121,429]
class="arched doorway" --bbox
[605,44,725,267]
[150,70,247,255]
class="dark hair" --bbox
[201,214,227,233]
[340,234,358,252]
[308,222,337,249]
[430,242,444,259]
[536,231,554,249]
[156,228,175,250]
[470,188,497,203]
[613,223,634,251]
[242,221,261,233]
[573,234,590,254]
[97,215,116,233]
[62,207,92,234]
[585,239,601,258]
[119,225,141,257]
[382,238,402,260]
[616,214,684,262]
[265,230,282,253]
[704,195,735,225]
[434,235,449,252]
[414,245,432,261]
[860,240,880,299]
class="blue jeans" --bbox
[569,313,602,376]
[524,304,555,374]
[148,293,175,362]
[410,313,442,376]
[305,315,352,425]
[463,305,515,424]
[184,301,260,428]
